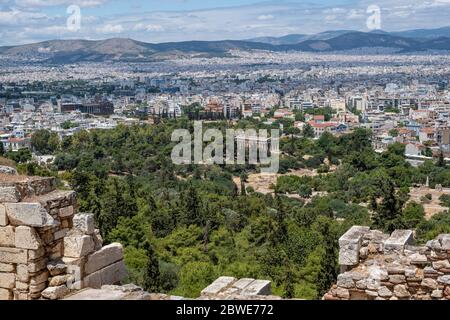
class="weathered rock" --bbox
[5,203,57,227]
[41,285,69,300]
[335,288,350,299]
[0,166,17,175]
[201,276,236,296]
[73,213,95,235]
[389,275,406,285]
[432,260,450,270]
[14,226,42,250]
[437,275,450,285]
[30,271,49,286]
[241,280,271,296]
[0,226,15,247]
[431,289,443,299]
[394,285,411,298]
[378,286,393,298]
[64,234,95,258]
[59,206,74,218]
[337,273,355,289]
[49,275,71,287]
[47,261,67,276]
[421,278,438,290]
[0,186,20,202]
[410,253,428,265]
[85,243,123,275]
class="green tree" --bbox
[401,202,425,229]
[31,129,60,154]
[315,219,338,299]
[303,123,315,138]
[143,242,161,293]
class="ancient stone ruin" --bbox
[0,173,126,300]
[64,277,280,300]
[324,226,450,300]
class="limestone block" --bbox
[335,288,350,299]
[337,273,355,289]
[5,203,57,228]
[432,260,450,270]
[437,275,450,285]
[0,204,8,226]
[0,186,20,202]
[64,234,95,258]
[73,213,95,235]
[431,289,443,299]
[394,285,411,298]
[438,234,450,250]
[16,264,29,283]
[0,226,15,247]
[231,278,255,290]
[0,247,27,264]
[41,285,69,300]
[0,273,15,289]
[421,278,438,290]
[410,253,428,265]
[0,166,17,175]
[59,206,74,218]
[0,288,12,300]
[338,226,370,266]
[0,263,14,273]
[14,226,42,250]
[378,286,393,298]
[85,243,124,275]
[384,230,414,252]
[241,280,271,296]
[83,260,127,289]
[201,276,236,296]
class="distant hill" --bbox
[2,27,450,64]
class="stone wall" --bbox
[324,226,450,300]
[0,173,126,300]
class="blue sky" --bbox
[1,0,450,45]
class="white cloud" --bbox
[96,23,124,34]
[133,23,164,32]
[257,14,274,21]
[14,0,108,8]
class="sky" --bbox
[1,0,450,45]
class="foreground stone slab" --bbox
[384,230,414,252]
[0,186,20,203]
[83,260,127,289]
[84,243,123,275]
[339,226,370,266]
[201,276,236,296]
[4,203,56,227]
[241,280,271,296]
[41,285,69,300]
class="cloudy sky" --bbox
[1,0,450,45]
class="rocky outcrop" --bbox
[0,174,127,300]
[324,226,450,300]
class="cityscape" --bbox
[1,0,450,309]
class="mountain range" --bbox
[2,27,450,64]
